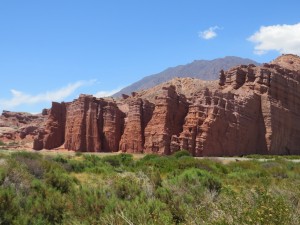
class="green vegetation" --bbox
[0,150,299,224]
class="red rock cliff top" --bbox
[271,54,300,71]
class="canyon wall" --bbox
[33,54,300,156]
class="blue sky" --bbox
[0,0,300,113]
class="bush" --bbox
[11,151,42,160]
[0,140,5,146]
[45,170,76,193]
[102,154,133,167]
[177,168,222,194]
[52,155,68,164]
[139,156,179,174]
[146,169,162,188]
[83,154,102,166]
[2,160,32,194]
[141,154,160,161]
[0,188,19,224]
[112,175,141,200]
[244,191,292,225]
[172,150,191,158]
[68,159,87,173]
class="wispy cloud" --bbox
[199,26,220,40]
[0,80,96,110]
[248,23,300,55]
[94,88,122,98]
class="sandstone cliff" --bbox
[34,95,125,152]
[32,54,300,156]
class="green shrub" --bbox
[45,170,76,193]
[147,169,162,188]
[102,155,121,167]
[68,159,87,173]
[0,151,298,224]
[112,175,141,200]
[31,189,67,224]
[2,161,32,194]
[141,154,160,161]
[155,187,185,223]
[11,151,42,160]
[0,140,6,146]
[172,149,191,158]
[244,191,292,225]
[177,168,222,193]
[83,154,102,166]
[139,156,179,174]
[108,198,173,225]
[52,155,68,164]
[102,154,133,167]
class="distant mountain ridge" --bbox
[113,56,259,97]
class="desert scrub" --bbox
[0,152,298,224]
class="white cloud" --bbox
[94,88,122,98]
[0,80,96,110]
[199,26,220,40]
[248,23,300,55]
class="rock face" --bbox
[34,95,125,152]
[144,86,188,155]
[170,88,269,156]
[119,98,154,153]
[32,54,300,156]
[170,55,300,156]
[33,102,66,150]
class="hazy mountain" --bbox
[113,56,259,97]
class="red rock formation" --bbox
[171,89,269,156]
[101,101,125,152]
[34,95,125,152]
[33,102,66,150]
[0,111,47,147]
[64,95,101,152]
[144,86,188,155]
[171,56,300,156]
[119,98,154,153]
[29,54,300,156]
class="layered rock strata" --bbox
[119,98,154,153]
[32,54,300,156]
[34,95,125,152]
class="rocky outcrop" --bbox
[170,89,269,156]
[63,95,101,152]
[144,86,188,155]
[34,95,125,152]
[119,98,154,153]
[0,111,47,147]
[170,56,300,156]
[33,102,66,150]
[30,54,300,156]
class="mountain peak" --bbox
[113,56,259,97]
